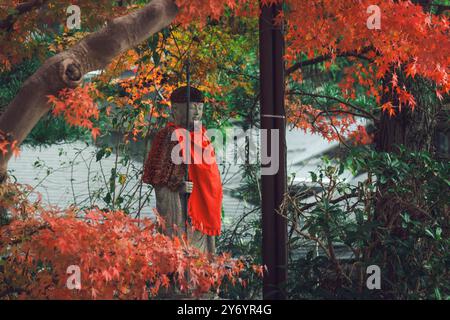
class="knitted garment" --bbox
[142,123,223,236]
[142,125,185,192]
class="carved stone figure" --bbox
[142,86,223,256]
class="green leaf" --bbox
[119,174,127,185]
[435,227,442,240]
[338,163,345,175]
[96,147,112,162]
[103,192,111,204]
[148,34,159,51]
[425,228,435,239]
[96,149,105,162]
[153,51,160,65]
[435,288,442,300]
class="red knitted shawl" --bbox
[168,122,223,236]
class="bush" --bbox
[284,147,449,299]
[0,182,248,299]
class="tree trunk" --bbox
[371,0,443,290]
[373,75,440,297]
[0,0,178,183]
[375,101,437,153]
[374,89,438,229]
[376,0,439,153]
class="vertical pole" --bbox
[185,60,191,132]
[184,60,191,294]
[184,60,191,231]
[259,1,287,299]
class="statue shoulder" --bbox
[143,125,183,187]
[152,125,175,143]
[160,125,185,145]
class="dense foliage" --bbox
[0,182,250,299]
[284,148,449,299]
[0,0,448,299]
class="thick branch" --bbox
[285,46,374,76]
[287,89,378,121]
[0,0,178,181]
[0,0,49,31]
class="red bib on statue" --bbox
[168,122,223,236]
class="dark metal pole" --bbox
[185,59,191,132]
[183,60,192,292]
[184,60,191,232]
[259,1,287,300]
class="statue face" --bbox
[171,102,204,128]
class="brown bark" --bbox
[373,75,441,293]
[285,46,374,77]
[0,0,49,31]
[375,103,437,153]
[0,0,178,183]
[374,77,439,225]
[371,0,442,291]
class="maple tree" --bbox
[2,0,448,162]
[47,83,101,140]
[0,0,258,299]
[0,0,449,299]
[0,182,253,299]
[0,0,178,181]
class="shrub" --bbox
[284,147,449,299]
[0,182,248,299]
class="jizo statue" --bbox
[142,86,223,256]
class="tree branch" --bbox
[0,0,49,31]
[287,89,378,121]
[0,0,179,182]
[285,46,375,76]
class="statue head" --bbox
[170,86,204,129]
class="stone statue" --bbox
[142,86,223,256]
